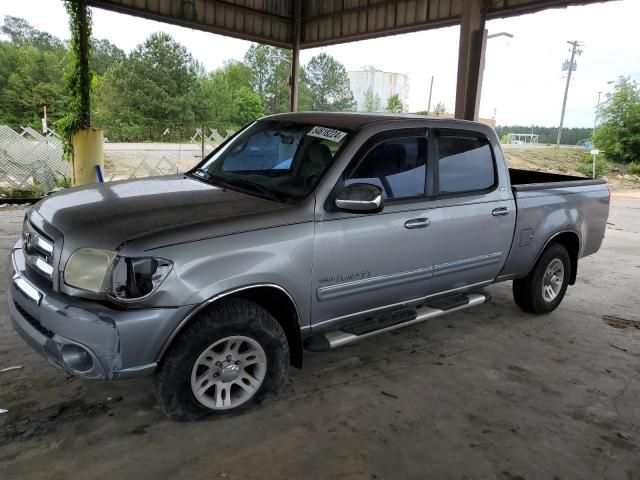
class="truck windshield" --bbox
[191,120,351,203]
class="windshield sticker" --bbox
[307,126,347,143]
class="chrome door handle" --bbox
[492,207,510,216]
[404,218,431,229]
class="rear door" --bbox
[311,129,436,327]
[430,130,516,293]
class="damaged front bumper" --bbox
[9,245,192,380]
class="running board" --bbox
[304,292,490,352]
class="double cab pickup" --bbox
[9,113,609,420]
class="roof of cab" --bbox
[262,111,481,131]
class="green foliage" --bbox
[0,17,68,128]
[0,18,357,141]
[1,15,65,51]
[495,125,593,145]
[91,38,125,75]
[385,94,403,113]
[243,44,293,114]
[363,88,381,112]
[93,32,200,138]
[592,77,640,164]
[0,41,67,128]
[55,175,72,189]
[432,102,447,115]
[56,1,93,158]
[304,53,355,112]
[232,87,265,125]
[627,161,640,175]
[575,154,609,178]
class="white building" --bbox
[347,69,410,112]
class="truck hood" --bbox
[33,175,291,252]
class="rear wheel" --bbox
[154,298,289,421]
[513,243,571,314]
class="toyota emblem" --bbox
[23,232,33,254]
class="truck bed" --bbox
[497,168,610,282]
[509,168,607,191]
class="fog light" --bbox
[61,344,94,373]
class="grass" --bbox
[0,187,42,199]
[628,162,640,176]
[502,146,639,189]
[503,147,592,175]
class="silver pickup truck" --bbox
[9,113,609,420]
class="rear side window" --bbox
[346,137,427,200]
[437,136,495,194]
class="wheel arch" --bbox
[531,230,580,285]
[157,284,304,368]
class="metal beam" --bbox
[85,0,293,49]
[290,0,301,112]
[455,0,488,121]
[77,0,91,127]
[85,0,614,51]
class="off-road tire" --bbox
[513,243,571,315]
[153,298,289,421]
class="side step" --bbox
[304,291,490,352]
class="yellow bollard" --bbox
[71,128,104,186]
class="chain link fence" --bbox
[102,126,234,181]
[0,126,70,193]
[0,125,235,194]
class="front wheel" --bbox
[154,299,289,421]
[513,243,571,314]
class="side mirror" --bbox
[335,183,383,212]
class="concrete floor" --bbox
[0,200,638,480]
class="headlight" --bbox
[110,256,172,300]
[64,248,117,293]
[64,249,172,299]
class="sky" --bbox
[1,0,638,127]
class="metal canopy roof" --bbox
[87,0,609,49]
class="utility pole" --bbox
[556,40,582,146]
[427,75,434,114]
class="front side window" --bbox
[194,121,351,202]
[346,137,428,200]
[437,136,495,194]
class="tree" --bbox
[385,93,403,113]
[193,62,265,127]
[494,125,592,145]
[433,102,447,116]
[1,15,65,52]
[0,16,68,128]
[93,32,201,138]
[593,77,640,163]
[243,44,291,114]
[232,87,264,125]
[304,53,355,112]
[363,88,381,112]
[91,38,125,75]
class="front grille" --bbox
[22,219,55,282]
[14,301,54,338]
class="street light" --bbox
[593,80,617,138]
[475,31,514,121]
[487,32,514,39]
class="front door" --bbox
[311,132,437,328]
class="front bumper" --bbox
[9,245,193,380]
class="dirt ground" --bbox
[0,200,639,480]
[503,146,640,192]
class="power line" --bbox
[556,40,583,146]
